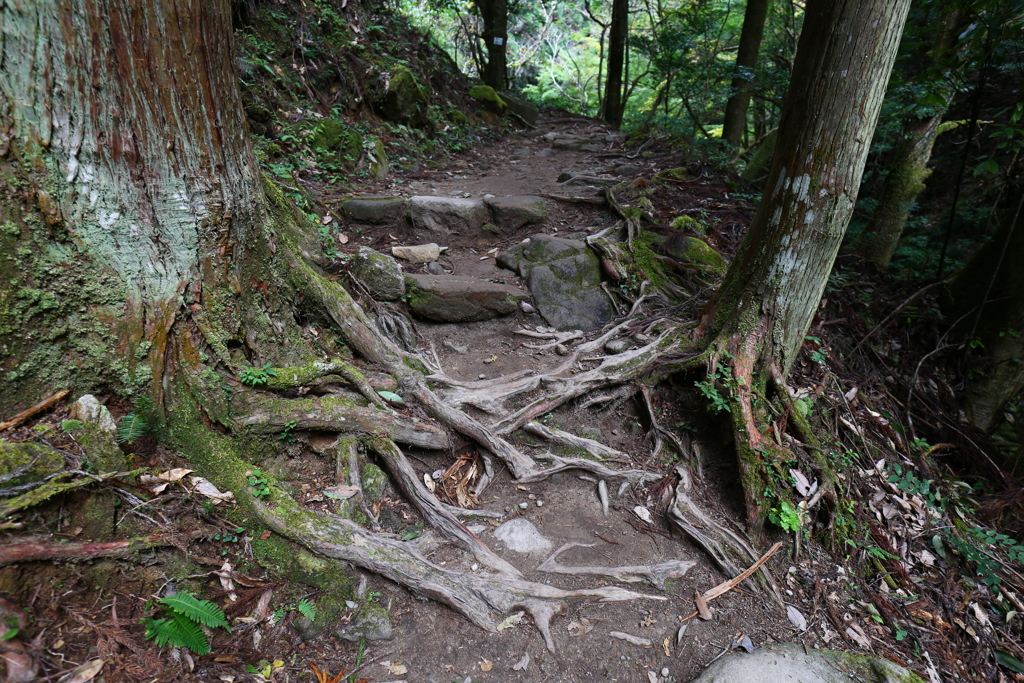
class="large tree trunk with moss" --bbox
[698,0,911,527]
[602,0,628,126]
[947,190,1024,436]
[721,0,770,149]
[856,7,965,268]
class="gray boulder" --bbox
[404,274,525,322]
[352,247,404,301]
[690,644,925,683]
[339,196,407,224]
[498,234,613,330]
[484,195,549,230]
[335,604,394,643]
[498,91,539,125]
[408,196,489,237]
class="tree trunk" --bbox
[856,7,965,268]
[721,0,770,149]
[478,0,508,91]
[698,0,911,526]
[603,0,628,126]
[948,189,1024,435]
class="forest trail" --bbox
[309,116,831,682]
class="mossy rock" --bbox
[660,236,728,275]
[447,108,469,125]
[468,85,507,114]
[374,65,429,127]
[0,442,64,486]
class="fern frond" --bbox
[116,412,148,443]
[159,593,229,630]
[143,615,210,654]
[297,598,317,621]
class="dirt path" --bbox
[332,117,801,683]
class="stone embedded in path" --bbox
[690,644,925,683]
[498,91,540,125]
[352,247,404,301]
[338,196,407,224]
[483,195,549,230]
[493,517,553,554]
[404,274,526,323]
[391,243,441,263]
[408,196,489,237]
[498,234,614,331]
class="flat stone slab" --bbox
[483,195,548,231]
[404,274,526,322]
[338,196,407,224]
[493,518,553,554]
[690,644,925,683]
[408,196,489,236]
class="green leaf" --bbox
[377,390,404,403]
[159,593,229,630]
[0,628,18,641]
[996,651,1024,673]
[297,598,317,621]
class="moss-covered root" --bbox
[233,392,449,451]
[256,495,666,652]
[264,360,389,410]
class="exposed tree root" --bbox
[253,496,665,652]
[0,530,208,567]
[523,421,626,460]
[538,542,697,590]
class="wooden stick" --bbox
[679,541,783,623]
[0,389,70,431]
[0,530,209,567]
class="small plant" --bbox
[239,363,277,387]
[695,359,736,413]
[117,396,154,444]
[768,500,802,533]
[804,336,827,364]
[247,469,272,498]
[273,598,317,623]
[886,463,945,510]
[279,420,298,442]
[142,591,230,655]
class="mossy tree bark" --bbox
[478,0,508,91]
[721,0,769,150]
[698,0,912,526]
[856,6,966,268]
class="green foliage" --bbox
[142,591,230,655]
[767,500,801,533]
[247,469,272,498]
[239,363,277,387]
[886,462,946,510]
[116,396,154,444]
[279,420,298,442]
[695,356,736,413]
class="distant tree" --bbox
[721,0,770,149]
[478,0,508,90]
[603,0,629,125]
[698,0,912,526]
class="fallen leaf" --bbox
[845,623,871,648]
[676,623,688,646]
[159,468,194,482]
[480,659,493,672]
[567,617,595,636]
[423,473,435,492]
[662,637,671,656]
[695,590,712,620]
[787,605,807,631]
[59,658,104,683]
[647,671,658,683]
[790,469,812,496]
[512,652,530,671]
[497,611,524,631]
[190,477,235,504]
[338,233,349,244]
[731,633,754,652]
[381,661,408,675]
[633,506,653,524]
[609,631,652,647]
[323,485,359,500]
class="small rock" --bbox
[519,502,528,509]
[555,343,569,355]
[392,243,441,263]
[494,517,552,554]
[443,340,468,354]
[353,246,405,301]
[426,261,447,275]
[69,394,117,433]
[633,333,653,344]
[479,374,486,379]
[661,668,670,677]
[536,500,543,507]
[520,301,536,314]
[605,338,631,354]
[614,163,640,176]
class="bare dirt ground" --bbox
[0,116,949,683]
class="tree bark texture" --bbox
[721,0,770,149]
[856,7,965,268]
[0,0,262,404]
[603,0,628,127]
[702,0,912,377]
[478,0,508,91]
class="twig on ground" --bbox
[0,389,70,431]
[677,541,783,624]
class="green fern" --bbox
[116,397,154,444]
[297,598,316,621]
[141,591,230,655]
